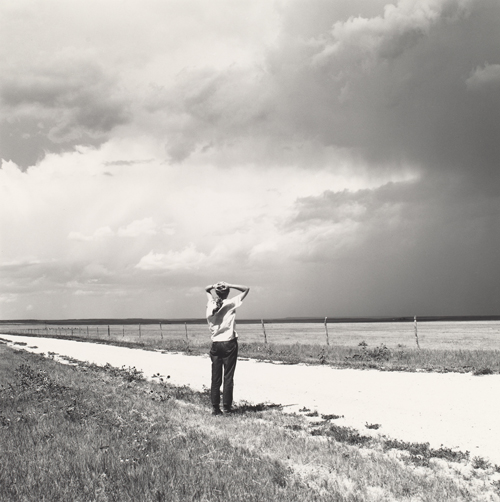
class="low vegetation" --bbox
[1,343,499,501]
[237,341,500,374]
[5,328,500,374]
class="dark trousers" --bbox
[209,338,238,410]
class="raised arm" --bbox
[205,284,216,300]
[226,283,250,301]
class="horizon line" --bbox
[1,314,500,325]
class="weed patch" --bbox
[14,363,68,396]
[311,424,372,446]
[473,367,495,376]
[91,363,146,382]
[232,402,282,414]
[346,343,392,362]
[472,456,492,470]
[383,438,469,466]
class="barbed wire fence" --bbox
[2,316,493,350]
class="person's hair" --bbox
[215,288,230,300]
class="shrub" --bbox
[473,367,494,376]
[473,456,492,470]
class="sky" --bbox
[1,0,500,320]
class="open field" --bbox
[1,343,500,502]
[3,320,500,373]
[2,319,500,350]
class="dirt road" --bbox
[2,334,500,464]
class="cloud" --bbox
[312,0,473,66]
[73,290,93,296]
[0,257,43,269]
[281,177,500,315]
[67,219,171,242]
[5,0,498,182]
[135,245,208,272]
[0,293,17,304]
[82,263,111,279]
[0,0,280,170]
[104,159,154,166]
[143,0,500,191]
[117,218,158,237]
[285,180,424,260]
[68,227,114,242]
[1,0,500,319]
[0,60,130,168]
[466,63,500,90]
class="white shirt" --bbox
[206,293,244,342]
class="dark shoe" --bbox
[222,407,234,415]
[212,408,222,416]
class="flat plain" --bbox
[3,319,500,350]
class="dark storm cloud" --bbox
[289,182,429,226]
[286,177,500,315]
[275,0,500,182]
[0,62,130,169]
[155,0,500,189]
[271,0,500,316]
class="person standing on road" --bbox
[205,281,250,415]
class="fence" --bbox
[1,319,500,351]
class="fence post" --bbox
[160,322,163,339]
[122,325,125,338]
[324,317,330,346]
[108,325,111,337]
[87,326,89,337]
[184,322,188,341]
[139,324,142,338]
[261,319,268,344]
[414,316,420,349]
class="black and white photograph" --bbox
[1,0,500,500]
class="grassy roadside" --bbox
[1,343,500,501]
[4,331,500,374]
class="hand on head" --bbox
[214,281,229,292]
[213,281,230,300]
